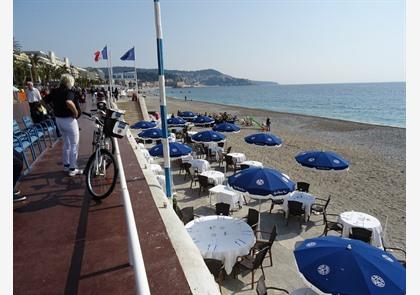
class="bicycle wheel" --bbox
[85,149,118,200]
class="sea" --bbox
[163,82,405,128]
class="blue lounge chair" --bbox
[22,116,57,147]
[13,119,43,156]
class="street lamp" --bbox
[27,63,33,82]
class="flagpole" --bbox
[153,0,172,199]
[133,47,139,95]
[109,46,114,93]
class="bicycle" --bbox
[83,109,119,200]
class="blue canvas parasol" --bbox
[191,130,225,143]
[138,128,163,139]
[227,167,295,200]
[294,236,405,295]
[244,133,282,147]
[167,116,187,127]
[212,122,241,133]
[295,150,349,170]
[130,120,157,130]
[148,142,192,158]
[193,115,215,126]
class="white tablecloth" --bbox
[150,164,163,175]
[185,216,256,274]
[140,149,154,163]
[209,185,243,209]
[181,154,194,163]
[339,211,383,248]
[201,170,225,185]
[283,191,316,220]
[227,152,246,163]
[240,160,263,168]
[190,159,211,173]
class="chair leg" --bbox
[251,270,255,289]
[269,203,274,213]
[269,249,273,267]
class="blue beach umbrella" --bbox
[294,236,405,295]
[193,115,215,126]
[167,116,187,127]
[138,128,162,140]
[191,130,225,143]
[295,150,349,170]
[179,111,197,119]
[212,122,241,133]
[148,142,192,158]
[227,167,295,200]
[244,133,282,147]
[130,120,157,130]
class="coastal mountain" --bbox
[92,67,278,87]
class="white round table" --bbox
[150,164,163,175]
[185,216,256,275]
[190,159,211,173]
[209,185,243,209]
[200,170,225,185]
[227,152,246,163]
[181,154,193,163]
[240,160,263,168]
[283,191,316,220]
[339,211,383,248]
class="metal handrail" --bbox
[113,137,151,295]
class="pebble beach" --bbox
[143,93,406,249]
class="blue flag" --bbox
[101,46,108,60]
[120,47,135,61]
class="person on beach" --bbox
[266,117,271,131]
[184,96,187,102]
[45,74,83,177]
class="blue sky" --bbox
[13,0,405,84]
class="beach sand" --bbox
[143,94,406,249]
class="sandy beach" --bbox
[142,93,406,249]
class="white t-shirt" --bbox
[25,88,42,103]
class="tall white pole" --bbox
[133,47,139,95]
[109,47,114,92]
[153,0,172,198]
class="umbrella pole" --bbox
[258,199,262,238]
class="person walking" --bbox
[45,74,83,176]
[266,117,271,131]
[25,81,43,121]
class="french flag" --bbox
[94,46,108,62]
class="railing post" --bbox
[113,137,151,295]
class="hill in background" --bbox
[89,67,278,87]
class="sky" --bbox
[13,0,405,84]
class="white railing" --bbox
[113,136,151,295]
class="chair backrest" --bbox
[22,116,33,129]
[226,146,232,154]
[324,196,331,210]
[215,202,230,216]
[240,164,250,170]
[247,208,259,230]
[13,120,21,134]
[180,207,194,225]
[252,246,270,270]
[268,225,277,245]
[217,142,224,148]
[349,227,372,243]
[204,259,223,279]
[288,201,305,215]
[184,162,192,174]
[297,182,310,192]
[198,175,209,187]
[225,155,234,166]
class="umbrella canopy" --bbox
[148,142,192,158]
[295,150,349,170]
[193,115,215,126]
[130,120,157,130]
[191,130,225,143]
[244,133,282,147]
[167,116,187,127]
[179,111,197,119]
[294,236,405,295]
[212,122,241,133]
[138,128,163,139]
[227,167,295,199]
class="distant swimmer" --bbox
[185,96,187,102]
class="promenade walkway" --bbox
[13,101,191,294]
